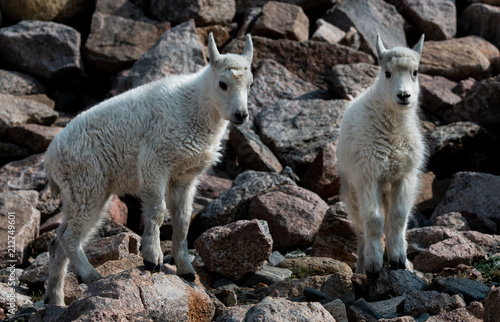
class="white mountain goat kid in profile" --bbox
[43,33,254,305]
[337,34,426,279]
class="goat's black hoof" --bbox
[139,245,142,251]
[180,273,196,282]
[366,270,380,280]
[390,259,406,270]
[44,296,51,305]
[144,259,161,272]
[169,257,175,265]
[77,275,84,284]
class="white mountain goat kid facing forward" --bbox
[43,33,254,305]
[337,34,426,279]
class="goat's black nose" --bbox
[234,112,248,123]
[397,93,411,101]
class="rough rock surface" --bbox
[149,0,236,26]
[0,20,82,79]
[195,219,273,280]
[0,69,46,96]
[244,297,335,321]
[326,63,380,99]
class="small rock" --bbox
[432,212,469,231]
[399,290,455,317]
[244,265,292,287]
[214,289,237,307]
[444,75,500,125]
[432,172,500,222]
[19,252,49,286]
[426,307,482,322]
[0,69,45,96]
[0,20,82,79]
[248,185,329,250]
[85,232,141,267]
[230,125,283,173]
[83,12,170,73]
[244,296,335,321]
[149,0,235,26]
[197,170,295,231]
[322,298,348,322]
[0,94,58,136]
[461,3,500,50]
[311,19,346,44]
[368,296,406,316]
[0,190,40,268]
[324,0,407,57]
[433,276,491,303]
[194,219,273,281]
[0,154,47,192]
[419,74,461,117]
[197,173,232,200]
[419,36,499,81]
[311,202,358,269]
[31,231,56,253]
[8,124,63,153]
[484,286,500,322]
[39,212,64,234]
[215,304,254,321]
[126,19,206,90]
[267,251,286,267]
[197,25,230,48]
[252,1,309,42]
[277,257,350,278]
[326,63,380,100]
[393,0,456,40]
[256,99,349,175]
[348,298,383,321]
[37,184,61,221]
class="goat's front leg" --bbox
[140,188,166,272]
[167,180,197,282]
[385,174,419,270]
[358,181,384,279]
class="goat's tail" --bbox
[44,156,60,197]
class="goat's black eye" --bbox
[385,71,391,78]
[219,81,227,90]
[413,70,418,77]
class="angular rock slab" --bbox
[461,3,500,50]
[194,219,273,281]
[36,268,215,321]
[248,185,329,250]
[127,19,206,89]
[83,12,170,73]
[197,170,295,231]
[8,124,63,153]
[256,99,349,175]
[0,20,82,79]
[484,286,500,322]
[326,63,380,100]
[394,0,456,40]
[444,75,500,125]
[0,190,40,268]
[0,69,46,96]
[432,172,500,221]
[244,297,335,321]
[149,0,236,26]
[325,0,407,57]
[0,153,47,192]
[252,1,309,42]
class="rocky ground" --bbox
[0,0,500,321]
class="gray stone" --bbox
[432,212,469,231]
[444,75,500,125]
[149,0,235,26]
[300,141,340,198]
[127,19,206,90]
[0,20,82,79]
[0,190,40,268]
[325,0,407,57]
[394,0,456,40]
[252,1,309,42]
[419,74,461,117]
[311,19,346,44]
[248,185,329,250]
[322,298,348,322]
[368,296,406,317]
[244,264,292,287]
[433,276,491,303]
[268,251,286,267]
[0,94,58,137]
[229,126,283,173]
[215,304,254,322]
[19,252,49,286]
[83,12,170,73]
[0,154,47,192]
[197,170,295,231]
[326,63,380,100]
[8,124,63,153]
[432,172,500,221]
[244,297,335,321]
[426,307,482,322]
[365,268,427,301]
[256,99,349,175]
[0,69,45,96]
[400,290,455,317]
[194,219,273,281]
[461,3,500,50]
[426,122,484,159]
[484,286,500,322]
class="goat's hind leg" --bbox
[44,231,69,306]
[167,180,197,282]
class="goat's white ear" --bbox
[242,34,253,63]
[208,32,221,66]
[376,33,386,60]
[413,34,425,57]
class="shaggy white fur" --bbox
[336,34,426,279]
[43,33,254,305]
